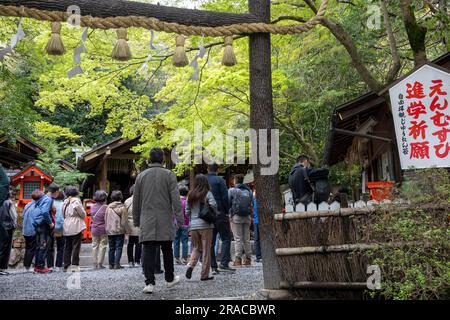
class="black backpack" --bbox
[231,187,253,217]
[307,169,331,203]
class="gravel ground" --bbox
[0,262,265,300]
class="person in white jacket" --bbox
[62,186,86,272]
[125,185,141,267]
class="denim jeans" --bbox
[211,217,232,269]
[214,234,220,256]
[35,224,50,268]
[254,224,262,260]
[173,227,189,259]
[108,234,125,266]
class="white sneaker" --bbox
[53,267,60,272]
[71,266,81,273]
[143,284,154,294]
[166,275,180,288]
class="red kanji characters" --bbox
[429,79,447,97]
[408,120,428,140]
[432,127,450,143]
[430,111,450,127]
[434,142,450,159]
[410,141,430,159]
[430,95,448,112]
[406,81,426,99]
[407,101,427,119]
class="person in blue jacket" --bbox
[22,189,54,273]
[35,191,54,273]
[22,190,43,271]
[252,194,262,263]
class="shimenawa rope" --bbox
[0,0,327,36]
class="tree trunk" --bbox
[249,0,283,290]
[399,0,428,66]
[381,0,401,84]
[0,0,260,27]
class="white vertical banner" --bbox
[388,64,450,169]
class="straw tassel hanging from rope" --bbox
[45,22,65,55]
[222,36,237,66]
[173,35,189,67]
[112,28,132,61]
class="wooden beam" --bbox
[280,281,368,290]
[0,0,261,27]
[99,159,108,191]
[108,154,140,160]
[332,128,392,143]
[249,0,283,291]
[275,241,425,256]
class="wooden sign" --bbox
[388,64,450,169]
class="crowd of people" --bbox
[0,147,262,294]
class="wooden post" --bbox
[99,159,107,191]
[249,0,283,290]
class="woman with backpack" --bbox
[62,186,86,272]
[50,191,65,272]
[185,174,216,281]
[105,190,130,269]
[91,190,108,269]
[228,174,254,268]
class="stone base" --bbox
[259,289,293,300]
[8,248,24,268]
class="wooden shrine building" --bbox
[324,52,450,189]
[76,136,142,199]
[0,136,46,170]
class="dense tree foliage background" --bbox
[0,0,448,181]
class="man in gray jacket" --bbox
[133,148,184,294]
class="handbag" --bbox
[198,200,217,224]
[0,200,16,230]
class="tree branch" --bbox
[271,16,306,24]
[303,0,382,91]
[381,0,401,83]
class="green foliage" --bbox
[329,162,361,200]
[399,168,450,205]
[35,142,89,187]
[365,169,450,300]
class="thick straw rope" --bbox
[0,1,327,36]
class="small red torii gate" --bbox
[10,163,53,209]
